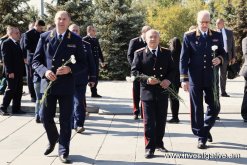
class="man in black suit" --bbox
[69,24,96,133]
[0,26,25,116]
[127,25,151,120]
[23,20,45,102]
[83,26,105,98]
[32,11,86,163]
[0,34,8,95]
[216,18,236,97]
[131,29,175,158]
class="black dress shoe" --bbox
[197,141,207,149]
[44,143,56,155]
[91,94,102,98]
[0,109,9,116]
[133,114,138,120]
[59,155,71,164]
[12,110,26,114]
[244,119,247,122]
[156,146,168,152]
[35,116,41,123]
[168,118,180,123]
[208,132,213,142]
[216,116,220,120]
[221,93,230,97]
[145,151,154,159]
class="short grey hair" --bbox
[197,10,210,22]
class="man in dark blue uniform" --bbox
[32,11,86,163]
[132,29,175,158]
[83,26,105,98]
[0,26,25,115]
[127,25,151,120]
[69,24,96,133]
[180,10,226,149]
[23,20,45,102]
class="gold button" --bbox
[160,67,162,70]
[153,68,155,70]
[62,59,65,61]
[204,66,206,69]
[160,74,163,77]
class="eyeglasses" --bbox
[199,21,210,24]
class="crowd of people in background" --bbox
[0,8,246,163]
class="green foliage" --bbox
[44,1,94,36]
[0,0,38,35]
[93,0,145,80]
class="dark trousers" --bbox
[1,76,23,112]
[91,64,99,96]
[219,58,229,94]
[132,80,140,115]
[189,86,220,143]
[142,96,168,152]
[73,85,87,128]
[241,77,247,120]
[25,64,36,100]
[169,85,180,119]
[40,94,73,157]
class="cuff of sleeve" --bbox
[218,56,224,65]
[180,74,189,82]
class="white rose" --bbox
[130,76,136,82]
[70,55,76,64]
[211,45,218,51]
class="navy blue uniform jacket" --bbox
[180,28,226,87]
[127,37,146,64]
[32,29,86,95]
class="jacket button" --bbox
[160,67,162,70]
[204,66,206,69]
[62,59,65,61]
[204,61,206,63]
[160,74,163,77]
[52,59,55,61]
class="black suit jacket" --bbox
[23,29,42,64]
[1,38,25,77]
[83,36,104,66]
[131,46,175,101]
[127,36,146,65]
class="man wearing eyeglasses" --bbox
[180,10,226,149]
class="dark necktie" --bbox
[203,33,207,39]
[152,49,156,58]
[58,34,62,42]
[15,41,20,46]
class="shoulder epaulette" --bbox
[160,47,169,51]
[185,29,196,35]
[134,47,145,53]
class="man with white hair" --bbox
[180,10,226,149]
[32,11,86,163]
[132,29,175,158]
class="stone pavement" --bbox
[0,77,246,165]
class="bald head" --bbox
[69,24,80,35]
[54,11,71,34]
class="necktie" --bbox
[58,34,62,42]
[152,49,156,57]
[203,33,207,38]
[15,41,20,46]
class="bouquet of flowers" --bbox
[40,55,76,105]
[126,74,185,105]
[211,45,220,109]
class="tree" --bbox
[44,0,94,36]
[93,0,145,79]
[0,0,37,35]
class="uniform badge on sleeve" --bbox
[212,39,219,42]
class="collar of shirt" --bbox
[56,31,66,39]
[199,29,208,36]
[148,47,158,56]
[9,37,17,43]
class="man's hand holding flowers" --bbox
[147,77,160,85]
[160,79,171,89]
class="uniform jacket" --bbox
[131,46,175,101]
[74,40,96,86]
[127,36,146,64]
[83,35,104,66]
[23,29,43,64]
[32,29,86,95]
[1,38,25,77]
[239,37,247,77]
[180,28,226,87]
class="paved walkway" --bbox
[0,77,246,165]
